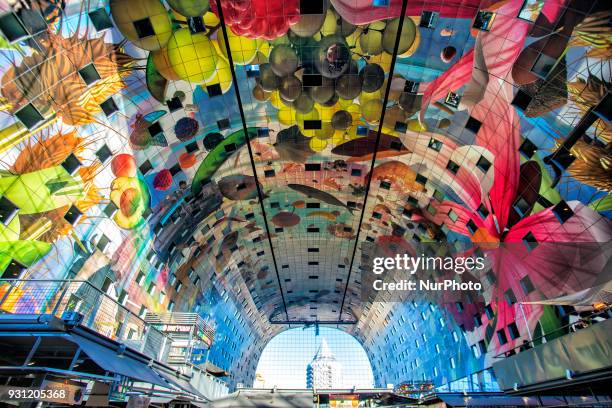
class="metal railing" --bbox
[493,305,612,359]
[0,279,169,362]
[145,312,216,342]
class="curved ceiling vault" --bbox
[0,0,610,391]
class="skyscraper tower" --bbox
[307,338,343,389]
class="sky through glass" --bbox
[254,327,374,389]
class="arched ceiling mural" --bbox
[0,0,610,390]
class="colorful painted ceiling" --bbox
[0,0,610,390]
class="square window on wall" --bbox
[78,64,101,85]
[1,259,26,279]
[100,97,118,116]
[446,160,460,174]
[0,12,29,42]
[512,89,533,111]
[207,83,223,97]
[476,156,491,173]
[465,116,482,133]
[497,329,508,345]
[445,91,461,108]
[167,96,183,112]
[0,196,19,226]
[519,275,535,295]
[477,204,489,219]
[133,18,155,38]
[504,289,517,305]
[217,118,230,130]
[139,160,153,175]
[433,189,444,201]
[15,103,44,129]
[394,121,407,133]
[519,138,537,158]
[419,11,439,28]
[64,205,82,225]
[531,53,558,79]
[507,322,520,339]
[96,144,112,163]
[517,0,544,22]
[188,16,206,33]
[522,231,538,251]
[88,8,114,31]
[552,200,573,224]
[473,11,496,31]
[300,0,325,14]
[61,154,82,175]
[428,138,443,151]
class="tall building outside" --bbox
[0,0,610,405]
[307,339,343,389]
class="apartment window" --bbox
[505,289,517,305]
[96,144,112,163]
[305,163,321,171]
[133,17,155,38]
[136,271,145,286]
[0,12,28,42]
[117,290,128,305]
[15,103,44,129]
[428,138,443,151]
[522,231,538,252]
[520,275,535,295]
[473,10,495,31]
[100,97,118,116]
[78,64,101,85]
[552,200,573,224]
[512,89,532,111]
[497,329,508,345]
[0,196,19,226]
[478,339,487,354]
[167,96,183,112]
[88,8,114,31]
[485,304,494,319]
[445,91,461,108]
[476,155,491,173]
[96,234,110,252]
[447,160,460,174]
[1,259,26,279]
[63,205,82,225]
[519,138,537,159]
[476,204,489,219]
[419,11,438,28]
[217,118,230,130]
[531,53,557,79]
[415,174,427,185]
[300,0,325,14]
[507,322,520,340]
[466,219,478,234]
